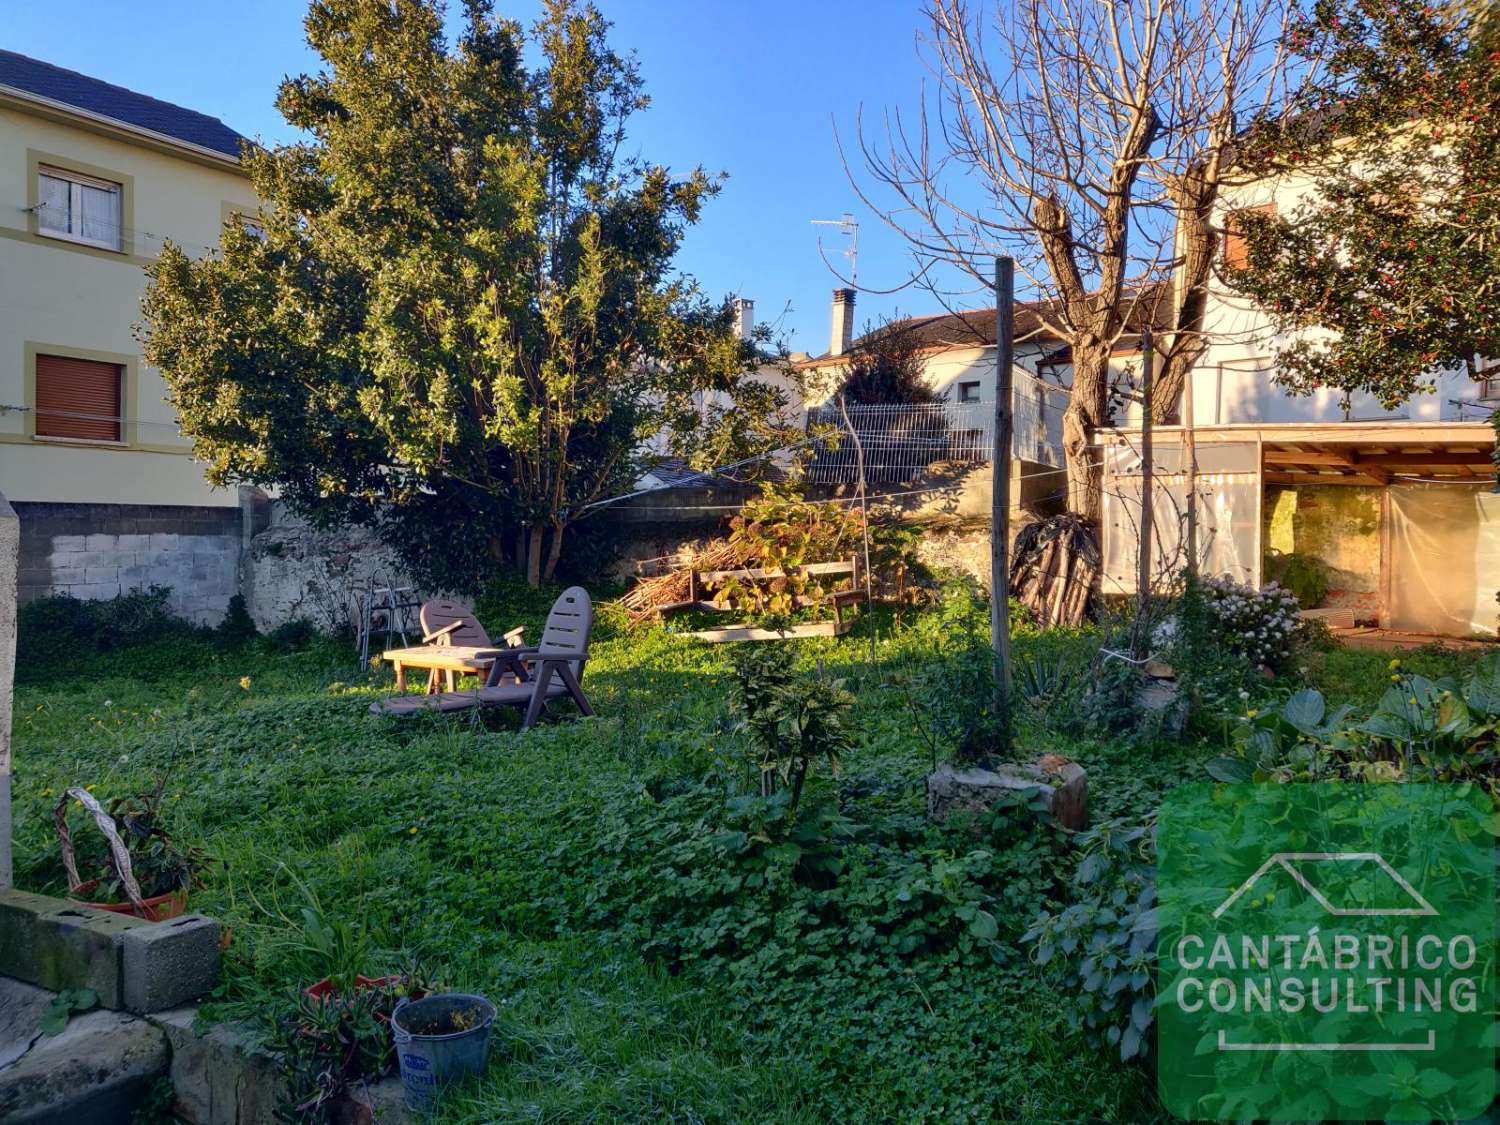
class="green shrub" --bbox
[1263,550,1330,608]
[16,587,205,685]
[1024,816,1158,1062]
[216,594,260,648]
[265,618,318,653]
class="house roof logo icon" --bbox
[1213,851,1438,920]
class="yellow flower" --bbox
[408,826,419,835]
[239,676,252,691]
[1389,674,1401,683]
[40,787,54,798]
[85,785,96,793]
[1388,658,1401,671]
[1408,697,1419,706]
[1246,709,1258,718]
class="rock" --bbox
[149,1006,285,1125]
[1144,659,1175,679]
[927,759,1088,831]
[1138,677,1187,734]
[0,1008,168,1124]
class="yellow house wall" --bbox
[0,104,257,507]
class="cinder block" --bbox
[148,533,180,551]
[114,534,149,550]
[0,889,63,982]
[121,914,222,1013]
[50,534,86,552]
[86,566,124,584]
[34,904,153,1008]
[84,533,116,551]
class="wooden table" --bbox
[381,645,500,694]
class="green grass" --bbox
[11,589,1480,1123]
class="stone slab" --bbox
[927,758,1088,831]
[0,977,53,1070]
[0,1007,168,1124]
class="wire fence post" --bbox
[1133,329,1154,659]
[991,257,1014,751]
[836,394,877,662]
[1183,348,1198,573]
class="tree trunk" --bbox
[1154,161,1221,419]
[542,521,566,581]
[1062,341,1112,524]
[525,526,542,587]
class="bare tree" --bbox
[852,0,1300,522]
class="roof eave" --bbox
[0,84,249,175]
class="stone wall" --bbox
[1264,485,1382,614]
[12,502,242,626]
[242,502,416,633]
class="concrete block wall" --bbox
[13,502,242,626]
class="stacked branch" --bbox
[1009,515,1100,628]
[616,540,750,622]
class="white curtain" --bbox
[1388,483,1500,636]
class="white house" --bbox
[1097,166,1498,636]
[0,51,260,623]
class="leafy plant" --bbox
[892,576,1000,765]
[62,777,212,903]
[1196,575,1301,671]
[1208,655,1500,796]
[1024,817,1158,1062]
[40,988,98,1036]
[1262,550,1330,609]
[728,644,855,816]
[217,594,260,648]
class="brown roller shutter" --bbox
[35,353,123,441]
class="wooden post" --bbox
[991,257,1014,749]
[1135,329,1154,658]
[1182,350,1198,572]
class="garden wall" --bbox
[1263,485,1382,615]
[241,500,416,633]
[11,501,244,625]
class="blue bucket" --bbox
[391,992,497,1110]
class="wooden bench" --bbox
[657,556,864,642]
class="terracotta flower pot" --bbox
[72,886,189,923]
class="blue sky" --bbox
[7,0,977,355]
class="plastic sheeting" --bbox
[1388,483,1500,637]
[1101,441,1261,594]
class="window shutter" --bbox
[1223,203,1277,270]
[35,354,123,441]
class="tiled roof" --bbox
[0,50,247,159]
[798,283,1173,366]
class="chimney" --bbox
[732,297,754,341]
[829,288,856,356]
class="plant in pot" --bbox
[259,870,425,1010]
[53,781,211,921]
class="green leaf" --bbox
[968,910,999,942]
[1281,689,1325,734]
[1205,757,1254,783]
[1464,654,1500,716]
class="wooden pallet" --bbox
[688,619,854,643]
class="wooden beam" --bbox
[1355,451,1495,467]
[1265,471,1391,487]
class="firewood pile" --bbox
[617,539,749,622]
[1009,514,1099,628]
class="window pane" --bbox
[38,174,70,233]
[79,183,121,247]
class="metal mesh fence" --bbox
[803,378,1068,485]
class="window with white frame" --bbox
[957,381,981,403]
[1477,355,1500,401]
[37,165,123,251]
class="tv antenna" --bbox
[810,212,859,289]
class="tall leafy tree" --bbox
[141,0,792,588]
[1231,0,1500,413]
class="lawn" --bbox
[8,582,1484,1123]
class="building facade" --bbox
[0,51,260,623]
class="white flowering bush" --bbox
[1199,576,1302,670]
